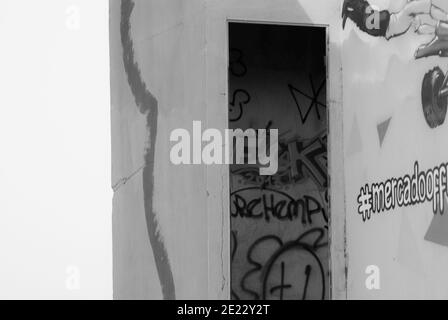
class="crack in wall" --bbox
[112,165,144,192]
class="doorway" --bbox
[228,22,329,300]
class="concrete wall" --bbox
[343,0,448,300]
[110,0,208,299]
[110,0,344,300]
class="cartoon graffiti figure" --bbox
[342,0,448,128]
[342,0,448,40]
[231,229,328,300]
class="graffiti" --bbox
[231,187,327,224]
[229,48,252,125]
[229,109,328,299]
[342,0,448,128]
[229,48,248,77]
[231,228,327,300]
[288,134,328,189]
[120,0,175,299]
[231,167,292,189]
[377,117,391,147]
[230,230,240,300]
[342,0,448,41]
[288,75,326,124]
[262,238,326,300]
[229,89,251,122]
[357,161,448,222]
[421,67,448,128]
[228,37,328,300]
[231,132,328,189]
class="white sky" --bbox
[0,0,112,299]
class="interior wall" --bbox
[228,23,329,300]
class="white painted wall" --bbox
[343,0,448,300]
[0,0,112,299]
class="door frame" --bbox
[205,7,346,300]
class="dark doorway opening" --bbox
[228,22,329,300]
